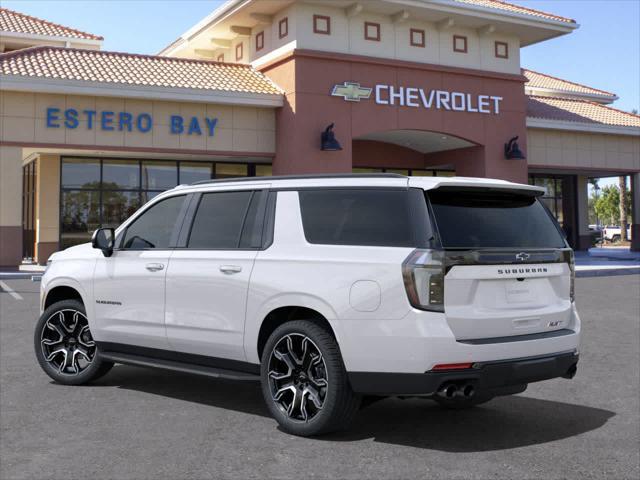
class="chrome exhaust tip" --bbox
[438,383,458,399]
[462,384,475,398]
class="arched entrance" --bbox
[352,129,485,176]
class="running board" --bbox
[101,352,261,381]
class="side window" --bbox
[298,189,415,247]
[188,191,265,249]
[121,195,186,249]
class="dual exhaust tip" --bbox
[437,382,475,399]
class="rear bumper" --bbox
[348,350,579,396]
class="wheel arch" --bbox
[256,306,338,362]
[43,280,88,311]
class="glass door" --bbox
[22,161,37,262]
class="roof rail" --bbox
[190,173,406,186]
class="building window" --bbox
[529,175,564,227]
[217,53,224,62]
[235,42,243,61]
[59,157,270,249]
[255,31,264,51]
[279,17,288,39]
[495,41,508,59]
[453,35,467,53]
[364,22,380,41]
[313,15,330,35]
[410,28,425,47]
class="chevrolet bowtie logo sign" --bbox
[331,82,372,102]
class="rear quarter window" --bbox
[298,189,418,247]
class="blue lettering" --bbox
[101,111,114,131]
[205,117,218,136]
[137,113,152,133]
[187,117,202,135]
[46,108,60,128]
[170,115,183,134]
[118,112,133,132]
[64,108,79,129]
[83,110,96,129]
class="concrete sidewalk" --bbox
[2,248,638,280]
[575,247,639,277]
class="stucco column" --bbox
[576,175,591,250]
[36,154,60,264]
[0,146,23,266]
[631,172,640,252]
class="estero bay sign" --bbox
[45,107,220,136]
[331,81,503,114]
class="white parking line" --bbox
[0,281,23,300]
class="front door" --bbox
[165,189,267,362]
[92,194,187,350]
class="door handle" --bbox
[145,263,165,272]
[220,265,242,274]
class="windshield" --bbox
[427,189,567,249]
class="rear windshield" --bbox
[428,189,566,249]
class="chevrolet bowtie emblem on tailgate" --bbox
[515,252,531,261]
[331,82,372,102]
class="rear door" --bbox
[427,187,572,341]
[164,189,269,361]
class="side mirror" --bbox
[92,228,115,257]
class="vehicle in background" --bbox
[602,225,632,242]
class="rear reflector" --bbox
[431,363,473,371]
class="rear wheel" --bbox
[260,320,361,436]
[34,299,113,385]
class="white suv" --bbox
[36,174,580,436]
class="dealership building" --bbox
[1,0,639,266]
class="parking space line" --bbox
[0,281,23,300]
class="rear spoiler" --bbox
[408,177,545,196]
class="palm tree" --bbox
[619,176,628,242]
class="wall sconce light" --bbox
[321,123,342,151]
[504,136,525,160]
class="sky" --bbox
[2,0,638,113]
[2,0,638,187]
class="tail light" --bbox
[402,249,445,312]
[563,249,576,302]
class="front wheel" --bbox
[260,320,361,436]
[34,299,113,385]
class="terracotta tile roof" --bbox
[0,46,283,95]
[452,0,575,24]
[527,96,640,128]
[523,69,616,98]
[0,7,102,41]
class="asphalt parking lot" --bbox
[1,275,639,480]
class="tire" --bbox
[260,320,361,436]
[34,299,114,385]
[611,234,621,243]
[433,392,494,410]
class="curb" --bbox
[576,268,640,278]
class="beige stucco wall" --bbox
[36,154,60,244]
[0,91,276,154]
[527,128,640,171]
[0,145,22,228]
[206,3,520,74]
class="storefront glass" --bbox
[60,157,270,249]
[529,175,565,227]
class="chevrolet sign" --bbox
[331,81,503,114]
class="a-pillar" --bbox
[631,172,640,251]
[576,175,591,250]
[0,146,23,267]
